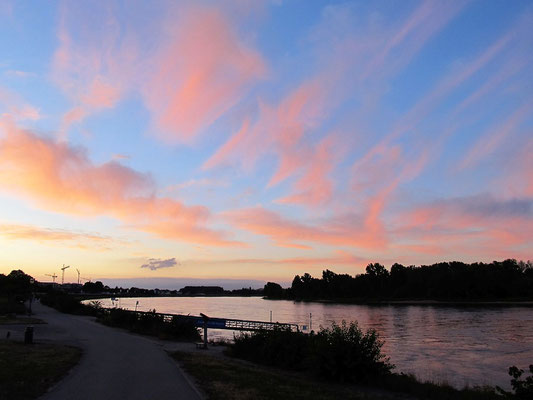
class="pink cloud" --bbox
[276,135,336,206]
[203,119,251,170]
[224,206,386,250]
[496,138,533,198]
[144,6,265,142]
[393,195,533,258]
[0,121,241,247]
[203,78,334,205]
[0,222,120,250]
[205,1,464,208]
[52,3,265,142]
[51,4,138,134]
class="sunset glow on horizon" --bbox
[0,0,531,286]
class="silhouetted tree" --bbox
[281,259,533,301]
[83,281,105,293]
[264,282,284,298]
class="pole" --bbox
[203,321,208,349]
[310,312,312,331]
[270,310,272,323]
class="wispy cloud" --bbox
[224,206,385,250]
[52,2,265,142]
[4,70,37,79]
[393,194,533,257]
[143,5,266,143]
[0,87,41,121]
[0,222,118,250]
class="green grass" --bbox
[170,351,400,400]
[0,340,82,400]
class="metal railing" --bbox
[108,309,299,332]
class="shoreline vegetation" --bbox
[263,259,533,304]
[2,266,532,399]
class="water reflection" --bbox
[90,297,532,389]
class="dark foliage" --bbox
[263,282,284,299]
[99,308,201,341]
[497,365,533,399]
[230,321,393,383]
[310,321,392,382]
[269,259,533,301]
[0,270,35,314]
[82,281,106,293]
[39,292,98,316]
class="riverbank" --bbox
[172,348,503,400]
[272,298,533,307]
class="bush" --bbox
[310,321,393,382]
[232,328,309,370]
[497,365,533,399]
[230,320,393,383]
[99,308,200,341]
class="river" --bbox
[90,296,533,389]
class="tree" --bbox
[264,282,284,298]
[83,281,105,293]
[365,263,389,278]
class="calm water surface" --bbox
[93,296,533,388]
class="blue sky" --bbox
[0,0,531,286]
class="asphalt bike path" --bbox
[30,302,202,400]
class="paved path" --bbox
[11,302,203,400]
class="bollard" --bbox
[24,326,34,344]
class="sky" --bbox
[0,0,532,288]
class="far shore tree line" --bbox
[264,259,533,301]
[0,269,264,302]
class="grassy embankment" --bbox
[0,340,81,400]
[171,322,508,400]
[172,350,501,400]
[172,350,380,400]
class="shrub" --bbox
[232,328,309,370]
[99,309,200,341]
[497,365,533,399]
[310,321,393,382]
[230,320,393,383]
